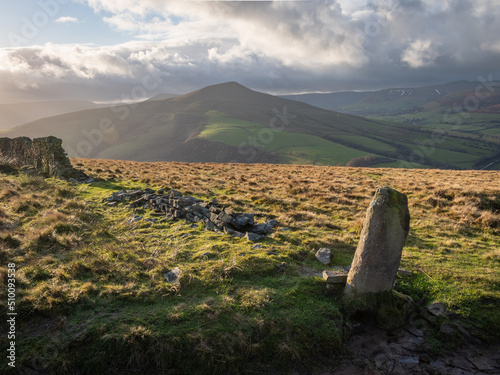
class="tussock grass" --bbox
[0,162,499,374]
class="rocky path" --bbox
[322,318,500,375]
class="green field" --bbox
[199,111,369,165]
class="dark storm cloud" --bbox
[0,0,499,102]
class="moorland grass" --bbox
[0,162,499,374]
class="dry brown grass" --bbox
[73,158,500,232]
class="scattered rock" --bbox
[440,322,456,336]
[164,267,181,283]
[252,244,263,249]
[467,354,498,372]
[345,186,410,296]
[245,231,263,242]
[397,268,413,276]
[427,302,447,317]
[405,326,424,337]
[127,215,143,224]
[323,269,348,284]
[315,248,333,265]
[106,188,277,240]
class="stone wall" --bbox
[107,188,278,241]
[0,136,87,180]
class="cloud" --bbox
[401,39,441,68]
[54,16,80,24]
[0,0,500,102]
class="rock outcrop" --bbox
[345,186,410,296]
[0,136,88,181]
[107,188,278,240]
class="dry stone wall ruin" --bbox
[107,188,278,241]
[0,136,88,181]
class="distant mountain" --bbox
[281,91,371,111]
[282,81,490,115]
[1,82,498,169]
[0,101,104,130]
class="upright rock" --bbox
[345,187,410,296]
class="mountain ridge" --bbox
[1,81,498,169]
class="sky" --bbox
[0,0,499,103]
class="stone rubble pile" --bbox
[107,188,278,241]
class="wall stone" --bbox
[0,136,88,180]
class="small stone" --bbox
[168,190,183,198]
[233,213,255,227]
[106,201,118,207]
[250,222,274,235]
[223,227,245,238]
[323,270,348,284]
[164,267,181,283]
[252,244,263,249]
[245,232,263,242]
[315,248,332,265]
[267,250,278,255]
[467,355,498,372]
[427,302,447,316]
[397,268,413,276]
[405,326,424,337]
[280,227,291,231]
[127,215,143,224]
[398,356,419,366]
[439,322,455,336]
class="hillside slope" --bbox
[1,82,498,169]
[284,81,500,169]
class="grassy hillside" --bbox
[1,161,499,374]
[1,82,497,169]
[285,81,500,169]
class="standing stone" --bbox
[345,187,410,296]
